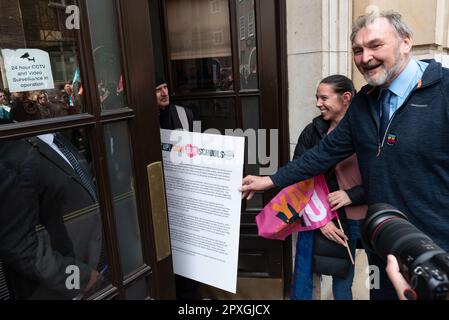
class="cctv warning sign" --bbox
[1,49,55,92]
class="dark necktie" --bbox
[53,135,98,202]
[380,89,393,138]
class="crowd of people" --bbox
[0,82,82,124]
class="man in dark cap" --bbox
[155,76,200,300]
[155,76,193,131]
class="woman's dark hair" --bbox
[320,74,355,96]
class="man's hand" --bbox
[240,175,275,200]
[386,255,416,300]
[327,190,352,211]
[320,221,348,246]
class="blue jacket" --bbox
[272,60,449,251]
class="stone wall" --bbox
[286,0,352,159]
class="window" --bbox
[0,0,85,125]
[239,16,246,40]
[210,0,221,14]
[213,31,224,45]
[166,0,233,93]
[248,11,255,37]
[237,0,258,90]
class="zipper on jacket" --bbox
[376,81,427,158]
[377,114,396,158]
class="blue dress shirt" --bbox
[380,59,429,119]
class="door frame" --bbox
[154,0,291,298]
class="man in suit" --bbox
[0,99,102,299]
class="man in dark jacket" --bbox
[155,77,200,300]
[156,77,193,131]
[0,100,102,299]
[242,11,449,299]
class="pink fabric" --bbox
[334,154,368,220]
[256,175,337,240]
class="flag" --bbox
[256,175,337,240]
[117,75,124,93]
[72,67,80,84]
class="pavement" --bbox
[320,249,370,300]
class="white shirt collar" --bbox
[37,133,55,145]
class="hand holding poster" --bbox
[256,175,337,240]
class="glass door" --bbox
[0,0,175,300]
[158,0,290,299]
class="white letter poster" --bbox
[1,49,55,92]
[160,129,244,294]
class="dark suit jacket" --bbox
[0,136,101,299]
[159,103,194,131]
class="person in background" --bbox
[0,89,12,124]
[0,99,103,299]
[31,91,51,119]
[156,76,193,131]
[62,82,83,115]
[155,75,200,300]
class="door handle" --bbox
[147,162,171,262]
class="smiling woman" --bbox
[289,74,368,301]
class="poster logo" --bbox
[161,143,233,160]
[185,144,199,158]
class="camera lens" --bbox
[362,204,449,299]
[362,204,444,266]
[362,203,444,264]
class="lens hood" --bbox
[361,203,408,250]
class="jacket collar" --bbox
[312,116,330,138]
[26,136,83,186]
[419,59,443,88]
[361,59,442,129]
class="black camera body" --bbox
[362,203,449,300]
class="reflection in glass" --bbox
[0,260,11,300]
[126,278,149,300]
[0,128,110,300]
[241,97,261,207]
[0,0,86,124]
[103,122,144,275]
[181,98,235,133]
[86,0,126,110]
[236,0,258,90]
[166,0,233,93]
